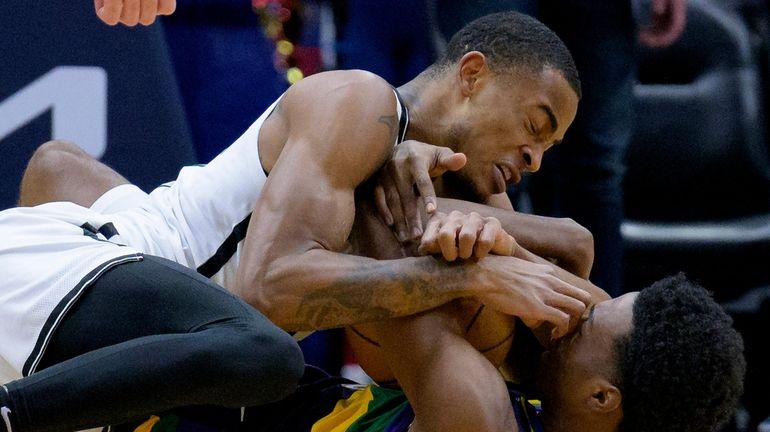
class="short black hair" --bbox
[615,274,746,432]
[433,11,581,98]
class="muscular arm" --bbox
[376,305,518,432]
[237,71,590,333]
[237,72,498,332]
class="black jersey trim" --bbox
[194,96,280,278]
[23,253,144,376]
[393,89,409,144]
[197,214,252,278]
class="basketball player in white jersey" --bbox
[9,12,597,431]
[0,201,304,432]
[20,12,594,337]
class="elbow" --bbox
[237,266,293,329]
[563,218,595,279]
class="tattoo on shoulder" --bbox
[378,115,399,144]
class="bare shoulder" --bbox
[284,70,395,113]
[283,70,397,129]
[278,70,400,187]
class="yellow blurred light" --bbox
[286,67,304,84]
[276,40,294,56]
[265,22,281,38]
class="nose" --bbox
[522,147,543,172]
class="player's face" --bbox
[536,292,638,425]
[444,67,578,202]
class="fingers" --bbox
[437,216,461,262]
[374,182,394,226]
[421,149,466,215]
[543,277,592,338]
[552,279,592,309]
[139,0,158,26]
[120,0,141,27]
[96,0,174,26]
[541,308,572,340]
[157,0,176,15]
[417,212,444,256]
[528,295,581,341]
[381,141,466,238]
[390,158,423,241]
[430,148,467,177]
[95,0,122,25]
[418,212,514,262]
[412,158,439,215]
[456,213,485,260]
[545,290,589,324]
[383,172,409,242]
[419,211,472,261]
[418,211,463,261]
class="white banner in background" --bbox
[0,66,107,158]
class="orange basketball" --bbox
[345,298,517,385]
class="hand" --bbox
[95,0,176,26]
[418,211,517,262]
[638,0,687,48]
[374,140,466,243]
[477,256,591,340]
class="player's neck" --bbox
[397,75,457,150]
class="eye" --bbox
[528,120,539,135]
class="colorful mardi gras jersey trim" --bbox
[133,383,543,432]
[309,384,543,432]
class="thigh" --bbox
[90,183,151,214]
[37,254,261,369]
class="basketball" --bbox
[345,298,517,385]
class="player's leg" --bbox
[18,140,130,207]
[0,255,304,432]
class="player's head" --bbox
[537,273,745,432]
[432,11,580,97]
[427,12,581,201]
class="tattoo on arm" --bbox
[297,258,467,329]
[378,115,399,145]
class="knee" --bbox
[25,140,86,178]
[19,140,87,206]
[217,326,305,406]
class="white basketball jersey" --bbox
[87,89,409,341]
[94,89,408,293]
[0,203,142,383]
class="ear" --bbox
[587,379,622,414]
[457,51,488,97]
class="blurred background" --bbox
[0,0,768,430]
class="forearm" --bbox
[247,249,488,332]
[436,197,595,278]
[377,308,517,432]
